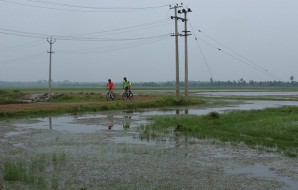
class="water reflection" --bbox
[123,115,132,129]
[107,114,113,130]
[49,117,52,129]
[174,134,189,155]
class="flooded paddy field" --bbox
[1,96,298,189]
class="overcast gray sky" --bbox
[1,0,297,82]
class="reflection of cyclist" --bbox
[123,115,132,129]
[122,77,131,93]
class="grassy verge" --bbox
[0,92,205,119]
[0,89,26,104]
[146,106,298,157]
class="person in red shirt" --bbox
[106,79,115,91]
[106,79,115,100]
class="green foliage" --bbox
[3,152,68,189]
[207,111,220,119]
[148,106,298,157]
[0,89,26,104]
[4,161,27,181]
[0,89,7,95]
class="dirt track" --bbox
[0,95,152,113]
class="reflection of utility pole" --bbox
[47,36,56,98]
[179,8,192,102]
[49,117,52,129]
[170,4,183,102]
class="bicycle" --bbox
[106,90,115,101]
[122,89,133,101]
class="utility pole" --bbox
[179,8,192,102]
[170,3,183,102]
[47,36,56,99]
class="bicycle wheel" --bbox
[106,93,110,101]
[122,92,126,100]
[129,92,133,100]
[122,92,130,100]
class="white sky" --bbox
[1,0,298,82]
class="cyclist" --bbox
[122,77,131,93]
[106,79,115,98]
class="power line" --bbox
[0,27,170,41]
[190,26,283,81]
[188,20,213,80]
[56,36,171,54]
[67,19,170,37]
[0,51,45,64]
[0,0,168,12]
[0,39,43,51]
[24,0,168,10]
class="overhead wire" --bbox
[0,0,168,12]
[188,21,214,81]
[0,27,170,41]
[56,35,171,54]
[24,0,168,10]
[190,24,283,81]
[0,51,45,64]
[67,18,170,37]
[0,39,43,51]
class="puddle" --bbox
[12,112,140,133]
[197,91,298,97]
[111,136,180,148]
[4,131,24,137]
[225,163,298,190]
[139,101,298,116]
[7,100,298,135]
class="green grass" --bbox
[0,89,26,104]
[147,106,298,157]
[3,152,68,189]
[0,93,205,119]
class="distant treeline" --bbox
[0,80,297,87]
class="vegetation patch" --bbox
[146,106,298,157]
[0,89,26,104]
[3,152,68,189]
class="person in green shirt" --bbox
[122,77,131,92]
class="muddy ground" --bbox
[0,110,298,190]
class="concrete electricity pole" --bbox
[170,4,183,102]
[47,36,56,98]
[179,8,192,101]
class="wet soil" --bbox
[1,113,298,190]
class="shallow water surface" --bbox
[2,99,298,190]
[225,163,298,190]
[11,100,298,134]
[197,91,298,97]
